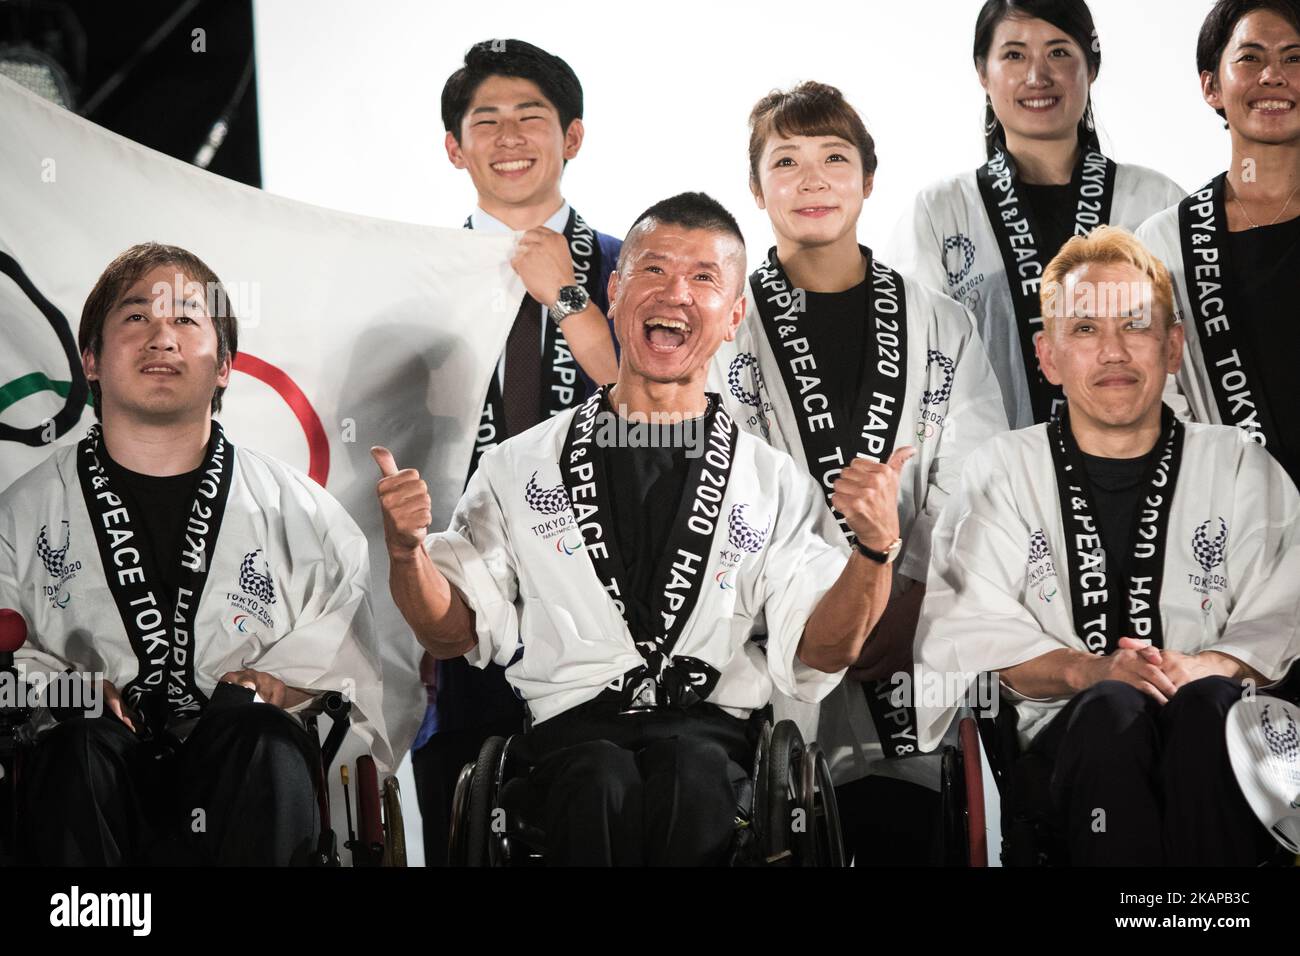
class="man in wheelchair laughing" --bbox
[374,194,905,865]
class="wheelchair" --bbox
[446,716,845,867]
[937,701,1063,867]
[939,668,1300,867]
[0,610,403,867]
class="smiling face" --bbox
[607,222,747,388]
[1204,8,1300,145]
[83,264,231,424]
[980,14,1094,145]
[445,74,582,215]
[1037,260,1183,433]
[753,134,872,250]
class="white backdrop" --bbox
[254,0,1226,260]
[251,0,1228,866]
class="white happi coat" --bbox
[709,267,1007,788]
[425,401,850,726]
[914,421,1300,752]
[1135,191,1271,432]
[889,163,1185,428]
[0,441,392,769]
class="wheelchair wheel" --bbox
[959,717,987,867]
[354,755,384,867]
[763,720,804,865]
[381,775,407,867]
[802,743,846,867]
[465,735,508,867]
[939,744,967,865]
[447,763,474,866]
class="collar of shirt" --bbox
[470,202,571,380]
[470,201,570,235]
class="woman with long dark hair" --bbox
[1136,0,1300,486]
[891,0,1184,429]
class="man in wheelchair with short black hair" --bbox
[374,194,905,865]
[0,243,390,865]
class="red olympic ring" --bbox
[232,353,329,486]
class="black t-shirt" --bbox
[601,409,701,643]
[1079,447,1160,584]
[801,279,869,428]
[100,448,202,595]
[1021,182,1076,265]
[1226,215,1300,485]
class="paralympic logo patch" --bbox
[37,520,80,608]
[943,235,976,287]
[727,353,772,438]
[1188,517,1229,598]
[239,549,276,605]
[1027,529,1057,597]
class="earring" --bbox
[1084,97,1096,133]
[984,97,998,137]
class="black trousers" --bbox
[513,705,758,866]
[22,703,319,866]
[1023,677,1276,866]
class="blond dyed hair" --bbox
[1040,226,1176,333]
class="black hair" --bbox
[618,192,746,286]
[1197,0,1300,119]
[973,0,1102,158]
[627,192,744,243]
[441,38,583,140]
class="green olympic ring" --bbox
[0,372,93,419]
[0,252,91,445]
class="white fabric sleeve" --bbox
[899,301,1007,583]
[757,458,850,704]
[0,503,74,679]
[1210,448,1300,683]
[888,190,950,295]
[915,447,1068,751]
[244,477,395,770]
[1134,215,1192,422]
[424,461,521,671]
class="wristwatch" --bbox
[854,537,902,565]
[549,284,590,325]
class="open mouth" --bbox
[795,206,837,218]
[643,316,691,352]
[1019,96,1061,111]
[1249,99,1295,114]
[491,158,535,175]
[1094,375,1138,388]
[139,364,180,376]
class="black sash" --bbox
[77,422,233,733]
[750,247,919,759]
[1048,406,1183,654]
[1177,174,1283,450]
[976,147,1117,423]
[466,207,604,480]
[559,387,729,710]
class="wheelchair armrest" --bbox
[300,691,351,772]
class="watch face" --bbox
[557,285,588,314]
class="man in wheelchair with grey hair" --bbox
[373,193,906,865]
